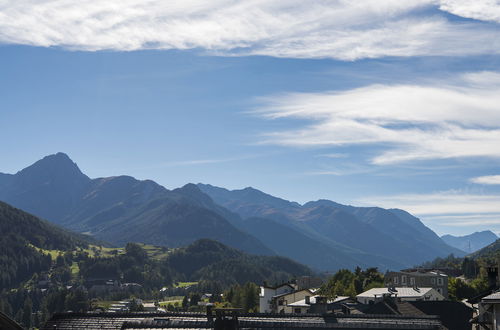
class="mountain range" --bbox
[0,152,465,271]
[441,231,499,253]
[0,200,311,290]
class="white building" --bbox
[259,283,296,313]
[356,287,444,305]
[287,295,350,314]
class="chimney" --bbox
[487,267,498,289]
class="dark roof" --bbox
[355,299,425,316]
[0,311,23,330]
[262,283,295,290]
[409,301,473,330]
[42,311,443,330]
[272,288,315,299]
[356,299,472,330]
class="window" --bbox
[431,278,436,284]
[410,277,415,285]
[393,277,399,284]
[278,300,283,306]
[437,278,443,286]
[294,308,302,314]
[402,275,407,285]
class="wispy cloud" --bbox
[358,190,500,215]
[440,0,500,23]
[255,71,500,164]
[424,214,500,227]
[134,155,258,170]
[316,153,348,159]
[0,1,500,59]
[470,175,500,185]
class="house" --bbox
[85,278,121,294]
[356,287,444,304]
[385,270,449,298]
[142,303,158,312]
[287,295,350,314]
[273,289,316,313]
[121,282,143,292]
[473,291,500,329]
[259,283,296,313]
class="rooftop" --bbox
[41,311,443,329]
[357,287,436,298]
[287,295,350,307]
[482,291,500,302]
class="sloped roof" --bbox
[0,311,22,330]
[272,288,315,299]
[409,301,472,330]
[482,291,500,301]
[287,295,350,307]
[262,283,295,290]
[357,287,439,299]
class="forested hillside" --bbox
[0,201,89,288]
[166,239,311,287]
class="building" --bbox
[85,277,121,294]
[259,283,296,313]
[356,287,444,304]
[272,288,316,313]
[142,302,158,312]
[473,291,500,329]
[385,270,449,298]
[287,295,350,314]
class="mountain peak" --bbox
[441,230,498,253]
[16,152,88,180]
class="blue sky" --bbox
[2,0,500,236]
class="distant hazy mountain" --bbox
[0,153,273,256]
[198,184,465,269]
[441,231,498,253]
[0,153,464,272]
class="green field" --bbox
[32,243,171,260]
[174,282,198,288]
[159,296,184,307]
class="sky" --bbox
[1,0,500,236]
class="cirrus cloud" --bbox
[0,0,499,59]
[255,71,500,164]
[470,175,500,185]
